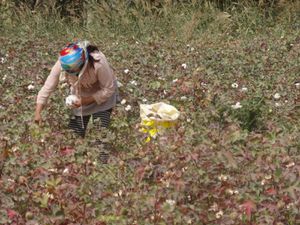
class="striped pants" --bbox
[68,109,112,138]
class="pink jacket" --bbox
[37,51,118,116]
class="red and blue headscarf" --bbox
[59,41,88,76]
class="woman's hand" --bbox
[72,98,82,108]
[34,113,42,125]
[34,104,44,125]
[72,96,95,108]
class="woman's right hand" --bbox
[34,104,44,125]
[34,113,42,125]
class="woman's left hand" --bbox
[72,96,95,108]
[72,98,82,108]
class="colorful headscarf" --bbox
[59,41,89,77]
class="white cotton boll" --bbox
[27,84,35,90]
[215,210,224,219]
[63,168,69,174]
[120,99,127,105]
[264,175,272,180]
[209,203,218,212]
[241,87,248,92]
[218,174,228,181]
[2,74,7,81]
[124,69,129,74]
[286,162,295,168]
[125,105,131,111]
[181,96,187,101]
[117,80,123,88]
[65,95,79,108]
[231,83,239,88]
[45,192,54,199]
[166,199,176,206]
[231,102,242,109]
[172,78,178,83]
[181,63,187,69]
[273,93,281,100]
[226,189,234,195]
[286,202,294,209]
[130,80,138,86]
[142,98,147,102]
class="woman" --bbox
[34,41,118,162]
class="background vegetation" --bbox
[1,0,299,224]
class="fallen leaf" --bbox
[240,200,256,220]
[60,146,75,156]
[7,209,17,219]
[265,188,277,196]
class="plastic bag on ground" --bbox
[139,102,180,142]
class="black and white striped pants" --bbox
[68,108,112,138]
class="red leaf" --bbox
[7,209,17,219]
[135,166,145,182]
[282,195,291,203]
[265,188,277,195]
[240,200,256,220]
[174,180,186,191]
[60,146,75,156]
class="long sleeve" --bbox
[92,56,116,105]
[36,60,61,105]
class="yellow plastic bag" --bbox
[139,102,180,142]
